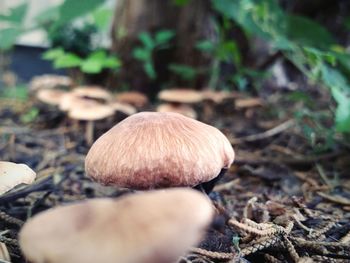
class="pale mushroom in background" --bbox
[85,112,234,193]
[36,89,68,106]
[156,103,197,119]
[68,101,114,145]
[115,91,149,108]
[29,75,73,91]
[109,101,137,116]
[158,88,203,104]
[0,161,36,195]
[72,86,112,102]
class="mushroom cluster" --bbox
[31,82,146,144]
[156,88,238,120]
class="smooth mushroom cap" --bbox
[85,112,234,189]
[72,86,112,102]
[30,75,72,91]
[115,91,149,108]
[36,89,68,105]
[156,103,197,119]
[68,101,115,121]
[0,161,36,195]
[158,89,203,104]
[19,188,214,263]
[109,101,137,115]
[201,90,237,104]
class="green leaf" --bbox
[80,60,103,73]
[138,32,154,49]
[0,85,28,100]
[21,107,39,124]
[80,51,121,73]
[0,27,22,50]
[286,15,335,49]
[331,87,350,132]
[144,62,156,79]
[54,53,82,68]
[168,64,197,80]
[172,0,191,6]
[0,3,28,24]
[133,48,151,61]
[196,40,215,53]
[57,0,102,24]
[154,30,175,45]
[34,5,60,24]
[42,48,65,60]
[103,57,121,69]
[92,8,113,30]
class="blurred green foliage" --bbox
[133,30,175,79]
[42,48,121,74]
[211,0,350,134]
[0,85,28,100]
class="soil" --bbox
[0,88,349,263]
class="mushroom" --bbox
[85,112,234,193]
[68,100,115,145]
[0,161,36,195]
[72,86,112,103]
[157,89,203,119]
[158,89,203,104]
[36,89,68,106]
[115,91,149,108]
[29,75,72,91]
[109,101,137,116]
[19,188,214,263]
[156,103,197,119]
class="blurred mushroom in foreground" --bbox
[85,112,234,193]
[19,188,214,263]
[0,161,36,195]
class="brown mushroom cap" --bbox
[0,161,36,195]
[156,103,197,119]
[19,188,214,263]
[115,91,149,108]
[36,89,68,105]
[72,86,112,102]
[158,89,203,104]
[85,112,234,189]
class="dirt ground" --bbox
[0,89,349,263]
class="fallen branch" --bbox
[230,119,295,144]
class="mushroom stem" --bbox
[86,121,95,145]
[194,169,227,194]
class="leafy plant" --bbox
[211,0,350,133]
[133,30,175,79]
[20,107,39,124]
[43,48,121,74]
[0,85,28,100]
[168,64,198,81]
[0,3,28,50]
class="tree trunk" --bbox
[110,0,215,98]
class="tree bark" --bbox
[110,0,215,98]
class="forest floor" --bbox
[0,88,350,263]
